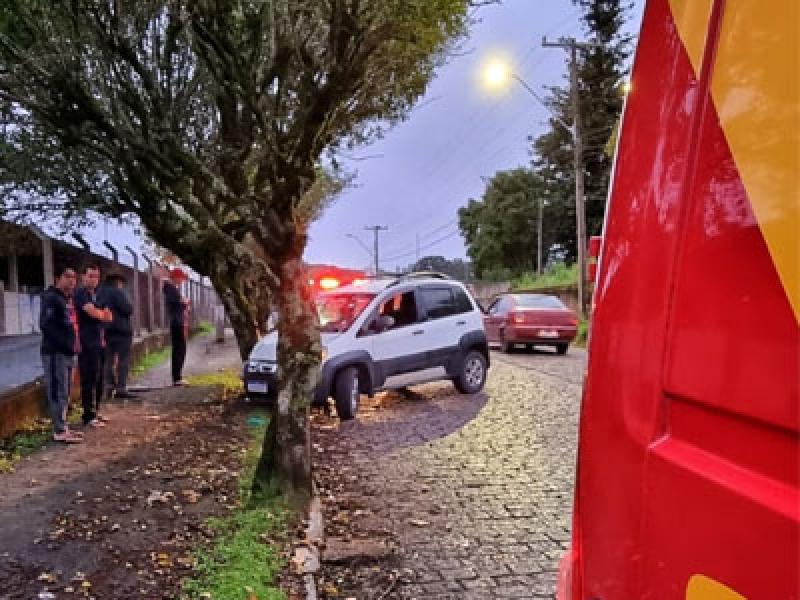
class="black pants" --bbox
[79,346,104,424]
[104,334,133,392]
[170,324,187,383]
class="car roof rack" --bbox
[387,271,453,287]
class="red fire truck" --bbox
[558,0,798,598]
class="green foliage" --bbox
[185,369,243,397]
[406,255,472,281]
[0,0,482,361]
[182,411,289,600]
[530,0,634,261]
[131,347,171,376]
[0,408,82,473]
[195,321,215,337]
[512,263,578,290]
[458,168,545,279]
[575,317,590,347]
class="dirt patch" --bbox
[0,387,273,600]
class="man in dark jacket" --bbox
[74,262,113,427]
[163,268,190,385]
[40,265,82,443]
[99,272,137,399]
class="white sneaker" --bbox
[88,419,106,428]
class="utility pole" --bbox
[364,225,388,276]
[542,36,599,317]
[537,196,544,275]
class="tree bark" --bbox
[252,231,319,504]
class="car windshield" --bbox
[316,293,375,333]
[513,294,566,309]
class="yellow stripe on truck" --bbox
[668,0,800,321]
[667,0,714,78]
[709,1,799,321]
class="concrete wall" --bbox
[2,292,41,335]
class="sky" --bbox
[63,0,644,274]
[305,0,645,273]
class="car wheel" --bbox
[556,343,569,355]
[454,350,488,394]
[334,366,360,420]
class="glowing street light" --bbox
[482,58,512,90]
[480,56,573,134]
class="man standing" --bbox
[98,272,136,399]
[40,265,82,443]
[163,268,190,386]
[75,262,113,427]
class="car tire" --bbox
[334,366,360,420]
[454,350,488,394]
[556,343,569,355]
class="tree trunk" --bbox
[252,234,319,504]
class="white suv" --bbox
[243,273,490,419]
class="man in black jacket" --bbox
[40,265,82,443]
[163,268,190,385]
[99,272,137,399]
[75,262,113,427]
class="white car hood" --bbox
[248,331,342,362]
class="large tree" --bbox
[0,0,483,500]
[531,0,633,261]
[458,168,545,280]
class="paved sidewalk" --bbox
[133,329,241,389]
[313,351,584,599]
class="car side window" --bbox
[419,287,458,320]
[378,290,420,329]
[453,287,475,314]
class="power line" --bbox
[383,229,461,263]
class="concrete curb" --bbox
[295,492,323,600]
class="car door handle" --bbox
[456,320,466,326]
[412,330,424,336]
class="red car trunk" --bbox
[512,308,577,327]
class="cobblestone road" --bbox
[313,347,587,599]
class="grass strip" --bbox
[131,346,171,376]
[185,369,243,397]
[182,410,288,600]
[0,408,82,473]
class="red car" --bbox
[483,293,578,354]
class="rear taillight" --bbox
[509,312,525,324]
[570,318,579,326]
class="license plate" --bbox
[539,330,559,338]
[247,382,268,394]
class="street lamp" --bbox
[480,57,573,134]
[479,53,590,316]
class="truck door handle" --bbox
[456,320,466,326]
[412,330,424,336]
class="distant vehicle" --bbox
[557,0,799,598]
[243,273,489,418]
[483,293,578,354]
[306,264,369,295]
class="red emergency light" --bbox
[318,277,341,291]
